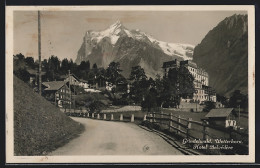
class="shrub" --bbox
[203,101,216,112]
[14,68,30,83]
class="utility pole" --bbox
[74,77,76,113]
[238,104,241,128]
[69,70,71,112]
[38,11,42,96]
[237,99,241,129]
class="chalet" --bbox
[205,108,237,128]
[63,73,81,85]
[27,69,46,85]
[42,81,75,107]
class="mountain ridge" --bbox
[75,20,194,78]
[193,14,248,96]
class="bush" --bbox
[203,101,216,112]
[112,98,129,105]
[75,93,110,112]
[14,68,30,83]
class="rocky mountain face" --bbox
[193,14,248,97]
[75,21,194,78]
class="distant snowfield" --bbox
[86,20,194,60]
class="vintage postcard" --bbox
[6,5,255,163]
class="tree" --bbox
[47,56,61,80]
[14,68,30,82]
[129,65,147,82]
[216,94,228,107]
[161,66,195,108]
[24,57,35,69]
[78,61,90,72]
[42,59,48,72]
[141,91,157,112]
[75,93,109,113]
[13,54,26,71]
[95,68,107,87]
[15,53,25,60]
[129,66,149,104]
[92,63,98,69]
[178,66,195,98]
[160,68,179,108]
[106,62,123,85]
[60,58,69,75]
[228,90,248,108]
[161,77,178,108]
[203,101,216,112]
[13,53,30,82]
[77,60,91,79]
[153,75,165,107]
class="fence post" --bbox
[143,114,147,121]
[153,113,156,123]
[229,128,232,139]
[103,113,106,120]
[97,114,100,119]
[111,114,114,121]
[203,120,209,140]
[186,118,192,138]
[120,114,123,121]
[160,111,162,126]
[92,113,94,118]
[131,114,134,122]
[169,113,173,131]
[150,114,152,122]
[87,113,89,118]
[177,115,181,134]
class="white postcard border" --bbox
[6,5,255,163]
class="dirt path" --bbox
[49,117,183,155]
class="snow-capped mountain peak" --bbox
[76,21,195,78]
[109,20,123,30]
[77,21,194,68]
[84,21,194,60]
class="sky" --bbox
[13,10,247,61]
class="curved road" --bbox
[49,117,183,155]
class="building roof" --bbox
[180,60,197,69]
[27,69,46,76]
[80,79,88,83]
[61,73,80,81]
[42,81,67,91]
[205,108,234,118]
[162,59,179,68]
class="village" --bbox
[14,53,248,131]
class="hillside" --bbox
[75,21,194,78]
[13,76,84,155]
[193,14,248,96]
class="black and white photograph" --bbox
[5,5,255,163]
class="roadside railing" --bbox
[65,110,140,123]
[146,112,249,152]
[64,109,248,154]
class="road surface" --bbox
[49,117,183,155]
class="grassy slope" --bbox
[14,76,84,156]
